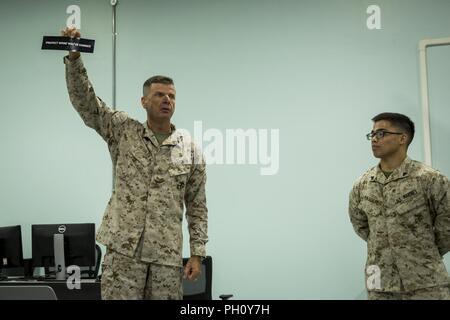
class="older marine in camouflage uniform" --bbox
[349,113,450,300]
[62,27,207,299]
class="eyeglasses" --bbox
[366,130,403,140]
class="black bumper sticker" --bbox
[41,36,95,53]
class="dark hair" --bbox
[372,112,415,146]
[142,75,174,96]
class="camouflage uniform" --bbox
[368,286,450,300]
[100,249,183,300]
[349,157,450,300]
[64,57,208,299]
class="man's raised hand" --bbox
[60,26,81,60]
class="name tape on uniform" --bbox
[41,36,95,53]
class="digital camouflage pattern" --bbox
[100,249,183,300]
[65,56,208,268]
[349,157,450,293]
[367,285,450,300]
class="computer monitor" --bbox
[31,223,95,279]
[0,225,24,275]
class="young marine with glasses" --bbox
[349,112,450,300]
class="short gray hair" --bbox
[142,75,174,96]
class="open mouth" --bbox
[160,104,171,112]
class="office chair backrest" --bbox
[183,256,212,300]
[0,285,57,300]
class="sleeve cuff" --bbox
[63,55,83,67]
[190,245,206,258]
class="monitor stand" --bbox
[53,234,66,281]
[0,269,6,281]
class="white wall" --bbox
[0,0,449,299]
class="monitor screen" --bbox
[0,225,24,268]
[31,223,95,269]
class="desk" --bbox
[0,279,101,300]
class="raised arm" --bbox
[62,26,127,144]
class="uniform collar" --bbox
[142,122,179,147]
[369,156,412,184]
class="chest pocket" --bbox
[117,142,152,183]
[393,187,428,226]
[169,164,191,197]
[358,192,383,218]
[128,145,151,167]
